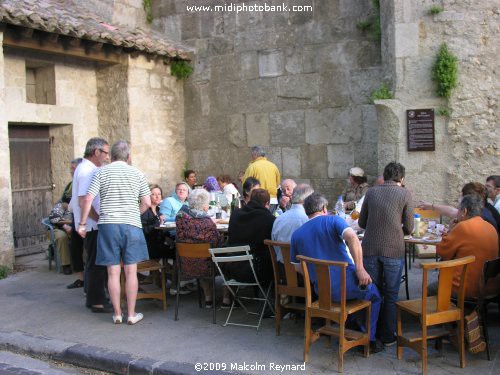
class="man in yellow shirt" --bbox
[243,146,281,211]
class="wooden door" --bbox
[9,125,53,256]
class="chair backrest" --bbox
[210,245,258,282]
[297,255,348,319]
[414,208,441,222]
[480,257,500,297]
[264,239,305,298]
[176,242,211,259]
[421,255,475,314]
[41,217,55,244]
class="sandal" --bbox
[205,301,213,309]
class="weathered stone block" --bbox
[277,73,318,100]
[270,110,305,146]
[354,143,378,177]
[284,48,302,75]
[259,50,284,78]
[282,147,301,178]
[301,144,328,178]
[228,113,246,147]
[241,52,259,80]
[238,78,277,113]
[207,37,234,56]
[288,0,314,25]
[395,23,419,58]
[210,54,241,82]
[327,144,353,179]
[149,73,162,89]
[319,70,350,107]
[305,107,362,145]
[362,105,378,144]
[181,13,200,40]
[246,112,270,147]
[433,11,465,22]
[234,27,277,52]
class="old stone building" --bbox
[0,0,189,267]
[0,0,498,268]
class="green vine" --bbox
[428,6,444,15]
[170,60,193,80]
[357,0,381,42]
[370,83,393,103]
[437,106,452,117]
[143,0,153,24]
[432,43,458,98]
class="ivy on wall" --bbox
[357,0,381,41]
[143,0,153,23]
[432,43,458,98]
[170,60,193,80]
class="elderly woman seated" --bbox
[175,189,224,308]
[342,167,369,211]
[159,182,190,222]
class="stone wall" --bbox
[0,31,15,269]
[377,0,499,204]
[127,55,185,193]
[152,0,383,201]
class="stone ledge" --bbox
[0,330,237,375]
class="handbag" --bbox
[464,309,486,353]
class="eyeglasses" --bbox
[99,149,109,155]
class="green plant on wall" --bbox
[437,106,452,117]
[432,43,458,98]
[170,60,194,80]
[428,5,444,15]
[357,0,381,41]
[370,83,393,103]
[143,0,153,23]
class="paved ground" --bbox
[0,253,498,374]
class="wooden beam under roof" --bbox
[2,26,121,64]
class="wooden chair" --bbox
[175,242,216,324]
[120,259,167,310]
[264,239,305,336]
[297,255,371,373]
[396,255,475,375]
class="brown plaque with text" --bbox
[407,109,435,151]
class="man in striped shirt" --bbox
[78,140,151,325]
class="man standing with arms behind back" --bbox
[69,138,110,315]
[242,146,281,211]
[358,162,414,347]
[78,141,151,325]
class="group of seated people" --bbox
[51,158,499,352]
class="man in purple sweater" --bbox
[358,162,414,346]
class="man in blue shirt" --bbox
[290,193,383,353]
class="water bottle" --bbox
[335,196,345,219]
[215,196,222,219]
[413,213,421,237]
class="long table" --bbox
[156,222,229,233]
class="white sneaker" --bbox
[112,314,123,324]
[127,313,144,325]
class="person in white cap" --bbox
[342,167,369,211]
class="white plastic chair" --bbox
[209,245,275,330]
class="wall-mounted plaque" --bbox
[407,109,435,151]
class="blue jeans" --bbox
[363,256,404,343]
[323,267,381,342]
